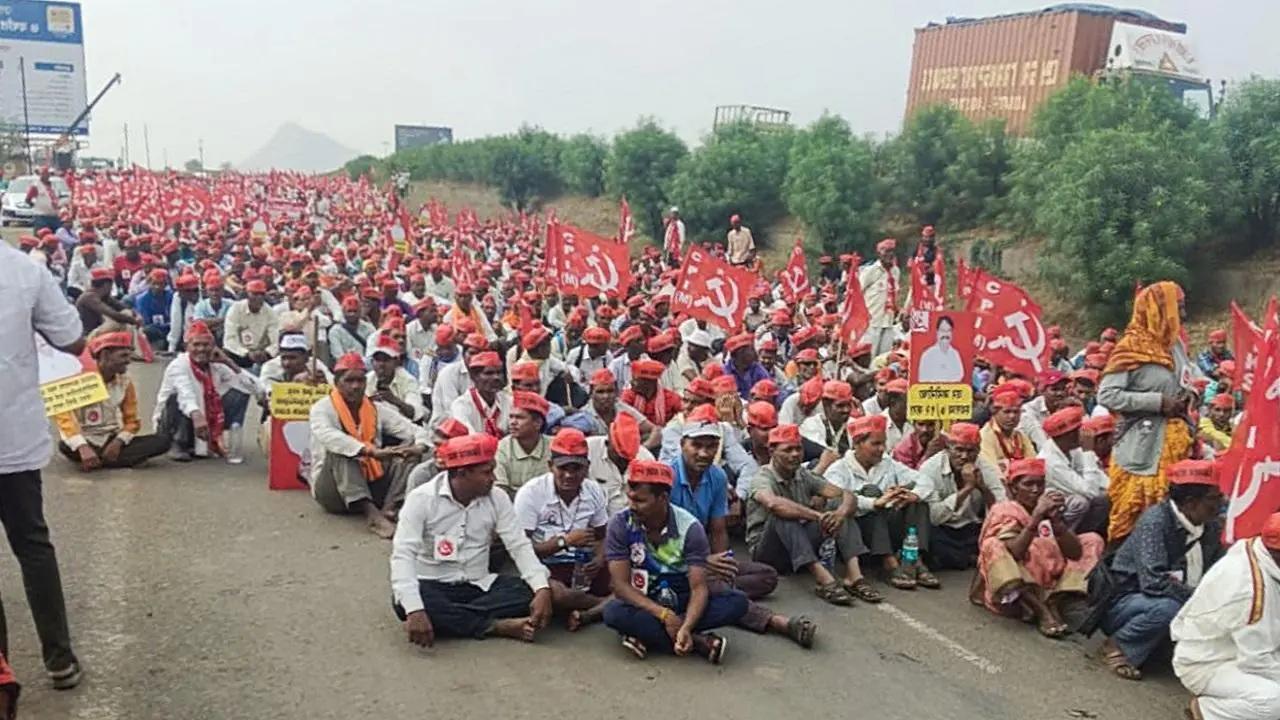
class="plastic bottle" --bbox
[571,548,591,591]
[818,537,837,571]
[900,526,920,566]
[656,580,678,609]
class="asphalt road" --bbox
[1,337,1195,719]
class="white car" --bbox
[1,175,71,226]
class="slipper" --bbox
[814,581,855,607]
[786,615,817,649]
[704,633,727,664]
[915,568,942,590]
[888,566,917,590]
[620,635,647,659]
[1037,620,1068,639]
[843,578,884,604]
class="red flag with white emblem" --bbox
[671,246,759,332]
[1221,308,1280,543]
[779,237,811,303]
[838,254,871,345]
[546,221,632,299]
[618,198,635,245]
[965,268,1051,378]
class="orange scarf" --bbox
[330,389,382,480]
[1104,281,1183,375]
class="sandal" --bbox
[915,567,941,590]
[815,581,855,607]
[1037,619,1069,639]
[620,635,647,659]
[843,578,884,604]
[1101,642,1143,681]
[786,615,817,649]
[703,632,728,664]
[888,565,917,590]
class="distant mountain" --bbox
[238,122,359,173]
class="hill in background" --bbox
[239,122,358,173]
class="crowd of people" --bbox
[2,164,1275,720]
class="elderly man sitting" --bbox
[1038,406,1111,535]
[588,413,655,515]
[310,353,430,538]
[392,434,553,646]
[915,423,1005,571]
[55,332,170,471]
[514,429,612,630]
[748,423,879,607]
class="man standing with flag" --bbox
[858,240,901,357]
[663,207,686,268]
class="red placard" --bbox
[909,311,975,385]
[268,418,310,491]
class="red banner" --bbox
[838,253,871,345]
[671,246,759,331]
[1221,309,1280,543]
[545,221,632,298]
[964,268,1051,377]
[779,237,811,303]
[618,198,635,245]
[909,255,946,312]
[1233,301,1265,395]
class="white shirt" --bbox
[366,367,425,422]
[168,293,199,352]
[882,410,915,453]
[824,451,922,516]
[258,357,333,401]
[1172,538,1280,695]
[429,359,471,429]
[391,473,550,614]
[778,392,817,427]
[586,436,655,515]
[307,395,429,490]
[513,472,609,563]
[565,344,609,385]
[423,275,455,302]
[1018,396,1051,450]
[1037,440,1108,498]
[223,299,280,358]
[916,452,1005,529]
[862,395,883,417]
[917,343,965,383]
[151,354,264,428]
[449,389,513,435]
[405,319,437,364]
[679,318,726,345]
[0,243,83,473]
[800,413,844,451]
[857,262,901,328]
[66,254,103,292]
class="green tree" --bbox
[782,115,877,256]
[669,122,792,242]
[1030,127,1216,325]
[1218,77,1280,250]
[343,154,378,180]
[604,119,688,239]
[488,127,564,211]
[881,105,1006,229]
[559,133,608,197]
[183,158,202,173]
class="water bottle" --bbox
[900,526,920,566]
[570,548,591,591]
[818,537,837,572]
[656,580,678,609]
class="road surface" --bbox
[1,341,1194,720]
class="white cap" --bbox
[686,329,712,348]
[669,206,680,214]
[682,421,722,440]
[279,333,310,351]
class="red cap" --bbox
[437,434,500,469]
[799,376,824,406]
[549,428,589,460]
[90,267,115,282]
[245,280,268,294]
[876,238,897,253]
[768,423,802,446]
[1082,415,1116,436]
[628,460,674,487]
[583,327,610,344]
[1167,459,1217,487]
[187,320,214,342]
[1208,329,1228,343]
[1071,369,1100,386]
[746,401,778,429]
[1210,393,1236,410]
[609,413,641,460]
[711,375,738,396]
[88,331,134,356]
[512,390,550,418]
[725,333,755,354]
[1042,406,1085,438]
[590,368,616,387]
[1037,369,1068,389]
[885,379,909,395]
[685,377,715,400]
[467,351,501,369]
[632,359,665,381]
[750,379,779,399]
[619,325,645,346]
[1007,458,1046,481]
[521,325,551,351]
[794,348,819,363]
[946,422,981,446]
[822,380,852,402]
[372,334,402,358]
[511,361,541,382]
[646,333,675,354]
[436,418,470,440]
[848,414,887,440]
[333,352,366,372]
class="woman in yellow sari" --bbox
[1096,281,1196,543]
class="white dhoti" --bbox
[864,327,896,358]
[1196,664,1280,720]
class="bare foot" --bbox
[490,617,537,642]
[566,610,583,632]
[382,507,399,523]
[367,513,396,539]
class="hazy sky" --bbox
[79,0,1278,167]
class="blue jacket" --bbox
[135,289,174,331]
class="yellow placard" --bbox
[270,382,331,421]
[40,372,109,416]
[394,239,409,255]
[908,383,974,422]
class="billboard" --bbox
[394,124,452,152]
[0,1,88,136]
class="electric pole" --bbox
[143,124,152,169]
[122,123,130,166]
[198,138,205,171]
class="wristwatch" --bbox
[556,536,568,551]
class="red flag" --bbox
[1221,308,1280,543]
[1233,300,1267,395]
[618,197,635,245]
[965,268,1051,377]
[671,246,759,332]
[956,258,973,302]
[838,254,871,345]
[779,237,811,303]
[545,221,633,299]
[909,255,946,312]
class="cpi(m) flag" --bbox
[618,198,636,245]
[964,268,1051,378]
[1221,308,1280,543]
[779,237,811,303]
[545,221,632,299]
[671,246,759,332]
[909,254,946,312]
[838,253,871,345]
[1232,298,1277,396]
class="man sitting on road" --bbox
[1038,406,1111,535]
[259,333,331,399]
[494,391,552,496]
[916,423,1005,571]
[154,321,261,463]
[826,415,940,591]
[622,359,682,428]
[392,434,553,646]
[981,387,1037,472]
[1088,460,1223,682]
[514,429,612,631]
[748,423,880,608]
[800,380,856,457]
[588,413,655,515]
[309,353,429,538]
[601,461,746,662]
[222,279,279,370]
[450,351,512,437]
[55,332,170,472]
[367,335,426,424]
[1172,512,1280,720]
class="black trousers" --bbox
[929,524,981,570]
[752,516,868,574]
[0,470,76,672]
[58,433,170,469]
[392,576,533,639]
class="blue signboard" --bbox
[0,1,88,135]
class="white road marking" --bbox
[876,602,1003,675]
